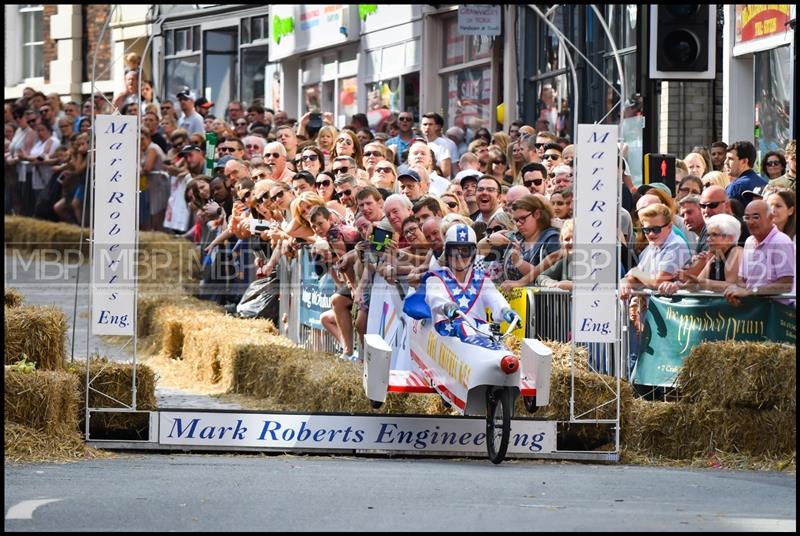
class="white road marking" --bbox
[6,498,63,520]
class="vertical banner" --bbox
[91,115,138,336]
[573,124,618,343]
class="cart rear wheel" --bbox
[370,400,383,409]
[523,395,538,413]
[486,387,512,464]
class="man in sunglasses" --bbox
[540,143,563,177]
[241,135,265,160]
[264,141,295,182]
[386,112,416,166]
[334,173,362,225]
[700,185,749,245]
[520,162,548,196]
[420,223,518,338]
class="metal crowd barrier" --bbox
[526,287,629,379]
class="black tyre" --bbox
[523,395,538,413]
[370,400,383,409]
[486,387,512,464]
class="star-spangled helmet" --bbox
[443,223,477,262]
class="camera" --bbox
[250,219,275,233]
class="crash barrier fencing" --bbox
[276,246,796,388]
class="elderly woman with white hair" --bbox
[659,213,743,294]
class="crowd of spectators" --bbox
[5,61,796,362]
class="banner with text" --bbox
[298,248,336,329]
[632,296,797,386]
[160,411,557,455]
[573,124,618,343]
[91,115,138,336]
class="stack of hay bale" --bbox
[4,287,157,460]
[624,341,796,460]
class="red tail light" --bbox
[500,355,519,374]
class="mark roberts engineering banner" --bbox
[632,296,796,387]
[160,412,556,455]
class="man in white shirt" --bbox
[421,112,456,179]
[176,89,205,136]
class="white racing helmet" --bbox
[443,223,477,260]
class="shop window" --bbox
[241,45,269,107]
[301,46,360,127]
[755,46,792,156]
[204,28,238,117]
[240,13,271,108]
[164,24,202,100]
[444,66,492,133]
[20,5,44,79]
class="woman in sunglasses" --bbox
[439,192,466,216]
[489,147,513,187]
[371,160,398,192]
[620,203,692,331]
[299,145,324,177]
[761,151,786,181]
[315,169,346,217]
[329,130,363,171]
[658,213,743,296]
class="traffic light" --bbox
[649,5,716,80]
[643,153,676,196]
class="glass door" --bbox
[203,28,238,118]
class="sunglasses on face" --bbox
[270,191,285,202]
[364,151,384,157]
[333,166,349,174]
[375,166,393,173]
[542,154,561,161]
[446,246,475,258]
[337,189,353,197]
[642,225,666,235]
[337,138,354,145]
[765,160,781,166]
[316,179,332,188]
[398,116,413,122]
[487,225,505,234]
[265,152,282,159]
[445,201,459,209]
[302,154,319,161]
[534,143,546,149]
[239,191,252,201]
[699,201,722,209]
[218,146,236,153]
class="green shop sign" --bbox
[273,15,295,45]
[632,295,796,387]
[359,5,378,21]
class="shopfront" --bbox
[724,4,795,164]
[156,5,280,121]
[269,5,362,126]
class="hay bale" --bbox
[4,422,92,463]
[677,341,796,410]
[623,399,796,459]
[5,287,24,308]
[4,215,87,257]
[505,337,590,372]
[136,291,221,340]
[4,304,67,370]
[4,370,80,431]
[67,358,157,411]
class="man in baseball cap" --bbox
[178,144,206,176]
[194,97,214,118]
[453,169,481,216]
[176,89,204,136]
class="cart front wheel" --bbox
[523,395,538,413]
[486,387,512,464]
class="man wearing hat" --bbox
[194,97,214,119]
[453,169,481,217]
[397,167,428,204]
[179,144,207,177]
[176,89,205,136]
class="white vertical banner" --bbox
[573,124,618,343]
[91,115,138,336]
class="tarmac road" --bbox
[4,454,796,532]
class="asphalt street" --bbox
[5,454,796,531]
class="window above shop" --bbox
[165,26,200,56]
[241,14,269,45]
